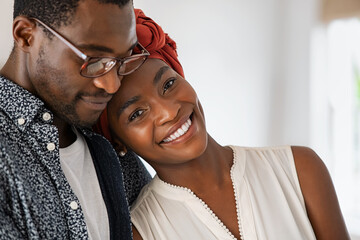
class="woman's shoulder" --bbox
[290,146,323,172]
[290,146,350,239]
[130,178,155,212]
[230,145,292,157]
[290,146,330,194]
[231,145,326,189]
[229,145,300,190]
[230,145,291,151]
[130,175,174,213]
[229,145,294,165]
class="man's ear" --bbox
[13,16,37,52]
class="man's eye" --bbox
[163,78,176,94]
[129,109,145,121]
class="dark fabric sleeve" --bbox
[0,187,25,240]
[119,151,152,206]
[0,194,25,240]
[0,141,26,239]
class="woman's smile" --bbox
[162,116,192,143]
[160,113,198,146]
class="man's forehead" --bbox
[62,0,137,55]
[73,0,134,27]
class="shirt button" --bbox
[17,118,25,125]
[47,143,56,151]
[70,201,78,210]
[42,112,51,121]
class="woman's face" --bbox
[108,59,208,167]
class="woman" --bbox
[96,9,350,240]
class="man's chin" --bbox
[75,117,99,129]
[74,122,95,129]
[62,114,100,129]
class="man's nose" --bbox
[93,69,123,94]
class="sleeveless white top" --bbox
[130,145,316,240]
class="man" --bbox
[0,0,151,239]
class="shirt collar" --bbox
[0,76,46,130]
[0,76,103,137]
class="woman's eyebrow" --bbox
[117,65,171,117]
[117,96,140,117]
[153,66,171,85]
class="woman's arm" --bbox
[292,146,350,240]
[132,225,143,240]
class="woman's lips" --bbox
[162,118,192,143]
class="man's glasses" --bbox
[31,18,150,78]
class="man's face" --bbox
[26,0,137,127]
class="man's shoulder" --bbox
[0,109,22,144]
[0,112,29,167]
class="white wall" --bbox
[133,0,319,148]
[0,1,14,67]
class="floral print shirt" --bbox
[0,76,151,239]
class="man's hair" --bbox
[13,0,131,29]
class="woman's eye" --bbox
[163,78,176,94]
[129,109,145,121]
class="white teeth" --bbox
[178,128,185,135]
[163,118,192,143]
[181,125,187,131]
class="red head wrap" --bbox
[93,8,184,143]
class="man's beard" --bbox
[34,51,99,128]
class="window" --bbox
[311,18,360,237]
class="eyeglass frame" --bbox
[30,17,150,78]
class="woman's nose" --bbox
[154,100,181,126]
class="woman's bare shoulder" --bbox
[291,146,350,240]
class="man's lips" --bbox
[80,96,113,110]
[161,114,193,143]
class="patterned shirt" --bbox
[0,76,151,239]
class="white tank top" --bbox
[60,129,109,240]
[131,145,316,240]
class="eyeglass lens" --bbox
[81,55,147,77]
[83,58,117,76]
[117,56,147,75]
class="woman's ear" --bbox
[13,16,37,52]
[107,112,128,157]
[113,137,128,157]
